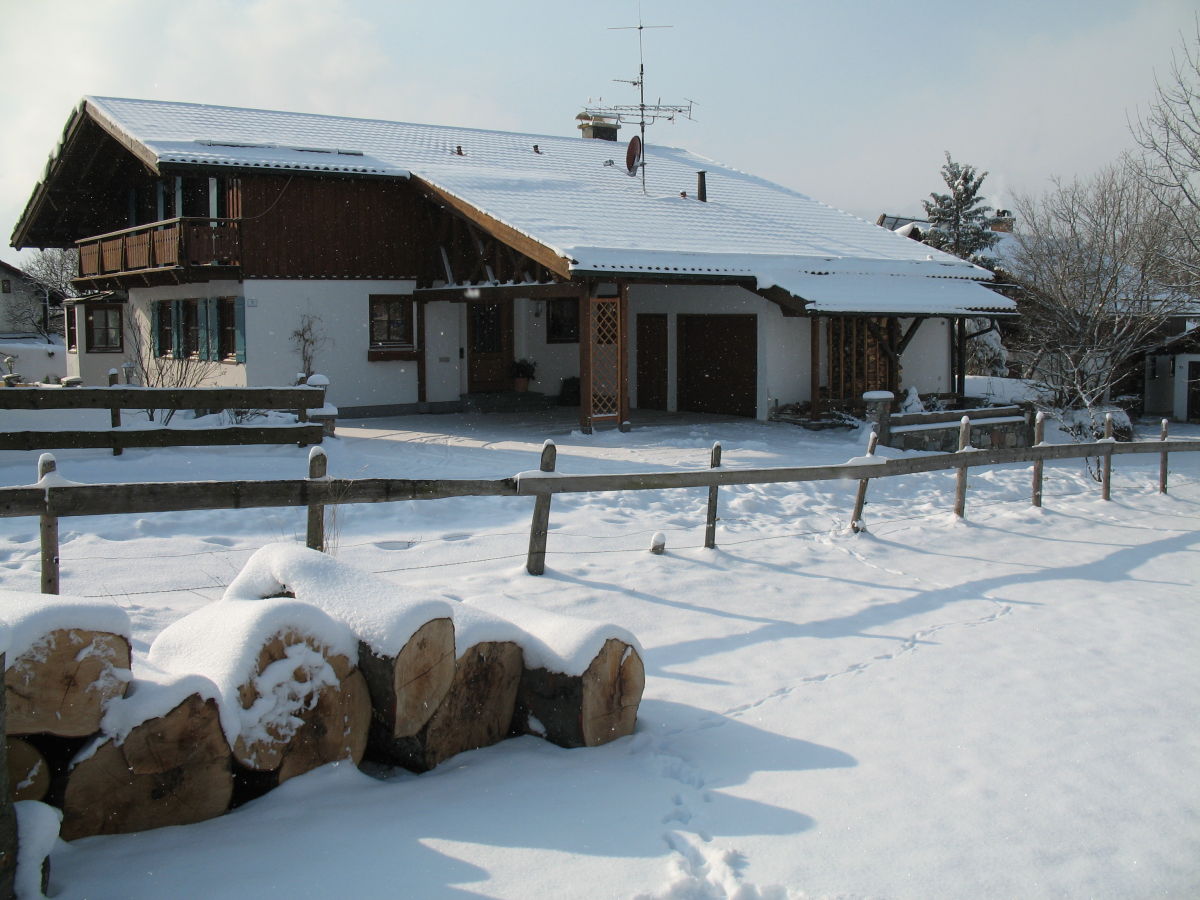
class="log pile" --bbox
[1,546,647,842]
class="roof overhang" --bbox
[761,272,1016,317]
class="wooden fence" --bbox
[0,379,326,454]
[2,420,1196,592]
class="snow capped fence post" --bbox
[954,416,971,519]
[1160,419,1169,494]
[526,441,557,576]
[1032,412,1046,508]
[850,429,879,532]
[107,369,122,457]
[38,453,59,595]
[306,446,328,553]
[1102,413,1114,502]
[704,441,722,549]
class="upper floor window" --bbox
[1,279,11,294]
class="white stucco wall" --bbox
[897,317,952,395]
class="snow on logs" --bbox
[0,543,645,841]
[226,544,645,764]
[147,597,370,797]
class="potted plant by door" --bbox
[511,358,537,392]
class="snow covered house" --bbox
[0,259,58,337]
[11,96,1014,427]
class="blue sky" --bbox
[1,0,1194,267]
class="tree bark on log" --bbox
[5,739,49,803]
[511,639,645,748]
[359,618,456,758]
[5,630,131,737]
[59,694,231,841]
[379,641,523,772]
[230,630,370,788]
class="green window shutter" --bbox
[205,297,220,361]
[171,300,183,359]
[151,303,162,357]
[234,296,246,363]
[197,299,211,361]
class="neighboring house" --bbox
[0,259,60,337]
[12,97,1014,428]
[1142,320,1200,423]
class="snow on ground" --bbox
[1,409,1198,899]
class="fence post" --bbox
[306,446,328,552]
[862,391,894,447]
[850,429,879,532]
[526,441,557,576]
[704,441,722,549]
[954,415,971,519]
[1102,412,1113,502]
[38,453,60,595]
[108,369,123,457]
[1032,411,1045,508]
[1159,418,1169,495]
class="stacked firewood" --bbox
[2,544,645,842]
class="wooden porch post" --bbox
[618,281,630,431]
[579,289,593,433]
[809,315,821,416]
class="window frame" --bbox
[546,298,580,344]
[368,294,419,361]
[84,304,124,353]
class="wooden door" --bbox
[677,314,757,418]
[467,302,513,392]
[636,314,668,410]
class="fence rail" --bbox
[0,383,327,454]
[3,426,1197,592]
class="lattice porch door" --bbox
[579,287,629,432]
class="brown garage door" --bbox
[677,314,757,417]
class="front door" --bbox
[467,302,514,392]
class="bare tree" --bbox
[22,248,79,300]
[124,314,221,423]
[1133,22,1200,291]
[1007,160,1190,432]
[290,313,329,378]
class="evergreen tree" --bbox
[922,152,999,264]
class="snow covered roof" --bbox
[71,97,1011,313]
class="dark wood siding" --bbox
[636,313,668,410]
[237,174,423,279]
[677,314,757,418]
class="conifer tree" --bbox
[922,152,999,264]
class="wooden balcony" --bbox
[75,218,241,289]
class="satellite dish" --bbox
[625,135,642,176]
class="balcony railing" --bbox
[77,218,241,279]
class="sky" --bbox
[0,0,1195,269]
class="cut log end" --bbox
[581,639,644,747]
[6,738,50,803]
[5,629,131,737]
[60,694,231,841]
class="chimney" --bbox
[576,112,621,141]
[697,171,707,202]
[992,209,1014,233]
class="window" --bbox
[546,298,580,343]
[1,279,10,293]
[152,297,245,362]
[368,294,417,360]
[85,305,123,353]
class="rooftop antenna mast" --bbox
[582,8,694,192]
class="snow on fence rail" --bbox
[2,421,1197,590]
[0,378,327,454]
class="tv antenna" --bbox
[580,12,695,191]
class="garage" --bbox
[676,314,757,418]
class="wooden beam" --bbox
[415,282,584,302]
[410,177,572,280]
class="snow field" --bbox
[1,411,1198,898]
